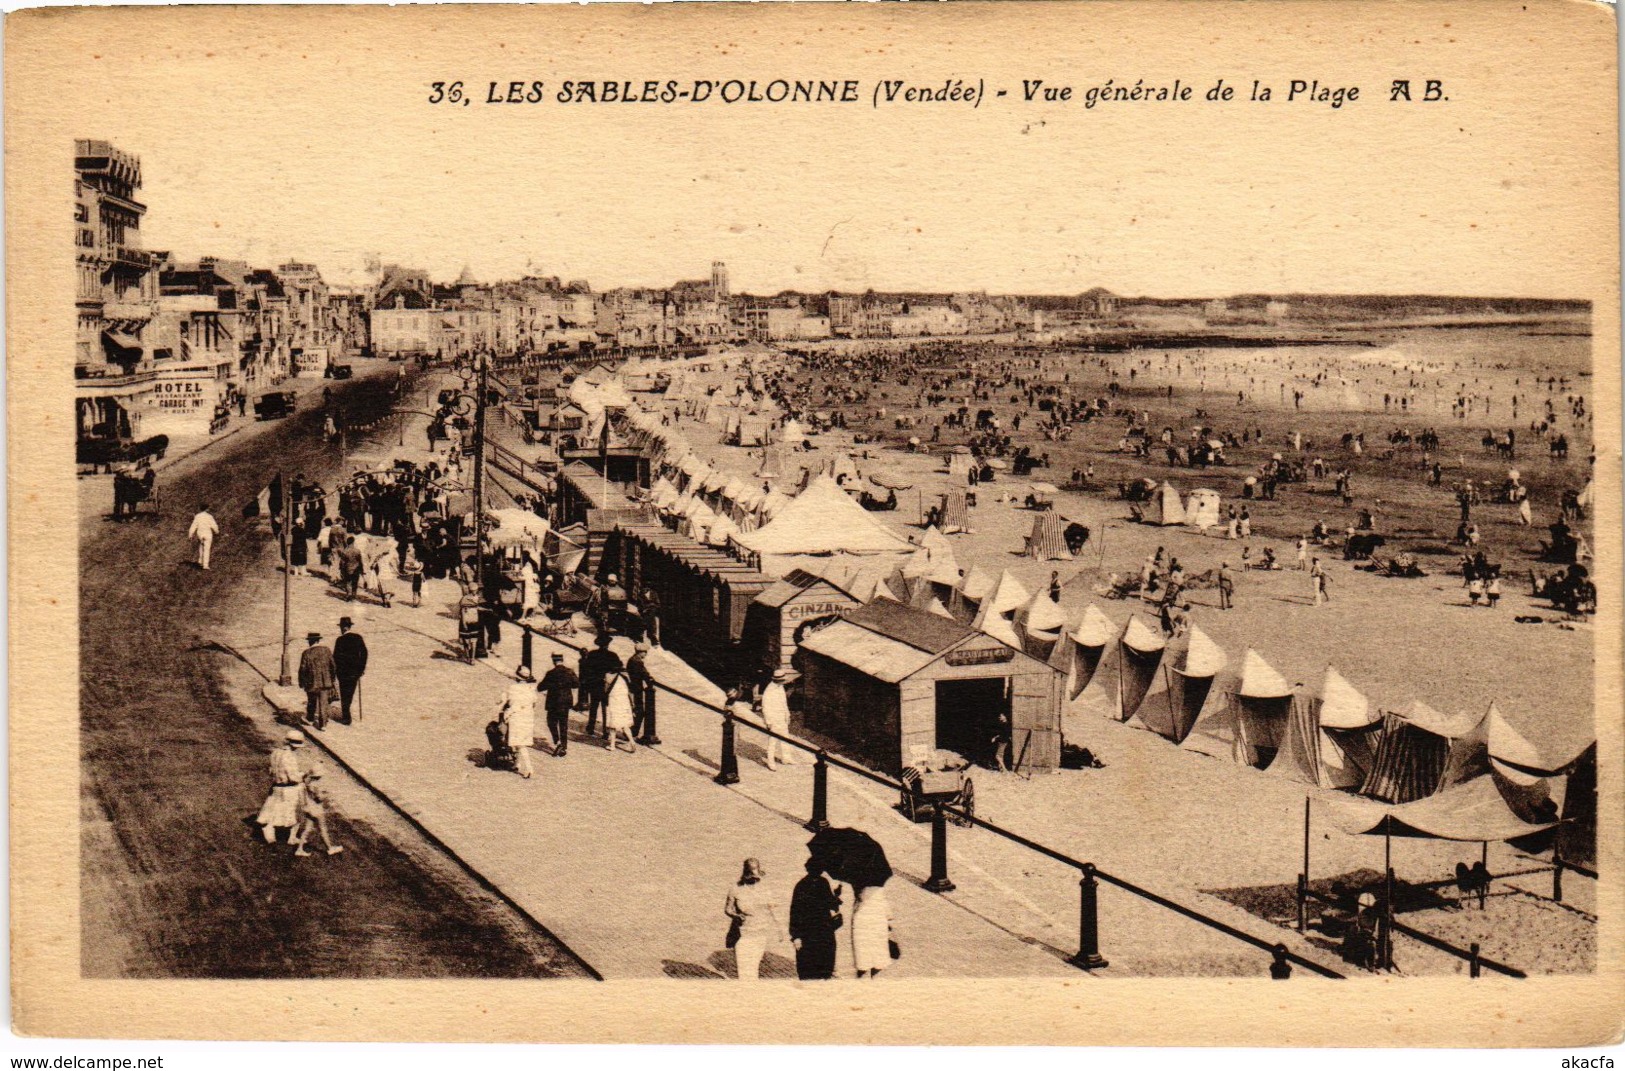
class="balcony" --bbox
[102,302,154,322]
[112,246,153,269]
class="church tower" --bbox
[710,261,729,301]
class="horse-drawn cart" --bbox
[111,468,160,521]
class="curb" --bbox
[256,680,602,980]
[151,424,248,476]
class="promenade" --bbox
[226,565,1083,979]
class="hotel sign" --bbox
[945,646,1015,667]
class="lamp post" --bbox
[473,348,489,607]
[448,347,492,654]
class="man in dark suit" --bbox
[539,653,578,756]
[298,631,337,732]
[578,633,622,738]
[332,616,368,725]
[627,641,658,744]
[789,858,843,980]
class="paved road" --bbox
[79,369,590,978]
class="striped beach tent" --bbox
[1026,510,1072,560]
[1267,666,1382,788]
[938,490,971,534]
[1358,700,1479,804]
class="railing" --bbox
[509,617,1344,980]
[488,439,548,493]
[1301,884,1525,979]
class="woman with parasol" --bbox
[807,828,898,978]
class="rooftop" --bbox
[842,599,976,655]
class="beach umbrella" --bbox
[986,458,1009,471]
[870,473,914,491]
[1029,482,1060,495]
[807,827,893,890]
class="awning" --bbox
[103,329,142,351]
[1329,773,1556,842]
[75,376,155,400]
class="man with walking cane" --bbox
[333,615,368,725]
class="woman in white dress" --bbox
[850,881,894,979]
[519,555,540,619]
[371,547,397,608]
[725,858,782,982]
[603,668,637,753]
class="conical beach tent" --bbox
[1079,616,1166,721]
[1133,626,1227,744]
[1185,488,1222,529]
[970,571,1030,648]
[954,565,995,622]
[1056,604,1116,702]
[1266,666,1383,788]
[1183,648,1295,767]
[1017,590,1069,660]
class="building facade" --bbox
[75,140,161,441]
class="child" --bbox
[291,773,345,857]
[1467,576,1485,607]
[400,543,424,608]
[316,518,335,567]
[1486,575,1502,609]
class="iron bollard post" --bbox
[805,751,830,832]
[1296,872,1308,933]
[1469,943,1481,978]
[521,628,533,674]
[1552,857,1564,902]
[640,684,661,746]
[715,711,741,785]
[1270,944,1292,979]
[1067,864,1109,970]
[925,803,956,893]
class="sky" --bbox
[44,3,1617,299]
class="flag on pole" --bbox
[243,481,273,520]
[599,416,611,465]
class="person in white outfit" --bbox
[495,665,537,778]
[725,858,782,982]
[188,504,220,570]
[759,668,796,770]
[850,882,895,979]
[602,668,637,754]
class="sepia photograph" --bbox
[6,0,1621,1052]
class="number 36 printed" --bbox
[427,81,467,104]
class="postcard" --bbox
[7,0,1620,1047]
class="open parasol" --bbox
[806,827,893,890]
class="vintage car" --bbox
[328,363,354,380]
[254,390,298,420]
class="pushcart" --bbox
[898,763,975,826]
